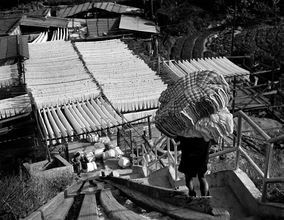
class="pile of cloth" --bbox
[155,70,234,141]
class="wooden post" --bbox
[65,141,69,162]
[147,116,152,140]
[117,128,120,147]
[130,129,134,162]
[45,142,51,162]
[232,76,236,114]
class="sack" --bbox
[95,148,104,158]
[87,162,97,172]
[85,151,95,162]
[102,149,116,160]
[118,157,130,168]
[114,147,124,157]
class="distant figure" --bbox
[71,152,82,176]
[81,151,90,171]
[176,136,212,197]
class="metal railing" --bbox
[234,111,284,202]
[135,110,284,203]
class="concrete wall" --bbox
[206,169,284,219]
[23,155,73,179]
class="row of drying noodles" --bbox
[0,64,19,88]
[30,28,69,44]
[163,57,250,83]
[51,28,69,41]
[155,70,234,142]
[75,39,167,113]
[30,31,48,44]
[122,109,157,123]
[38,97,123,145]
[0,94,32,119]
[24,41,100,108]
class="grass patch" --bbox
[0,172,75,220]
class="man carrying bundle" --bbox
[176,136,212,198]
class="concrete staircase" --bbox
[22,163,283,220]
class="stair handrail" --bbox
[141,110,284,203]
[233,110,284,202]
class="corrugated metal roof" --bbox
[93,2,142,14]
[19,35,29,58]
[0,35,29,61]
[0,15,22,36]
[57,2,93,18]
[119,15,160,34]
[20,16,68,28]
[57,2,142,18]
[86,18,120,37]
[27,8,51,18]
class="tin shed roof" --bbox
[87,18,120,37]
[28,8,51,18]
[119,15,160,34]
[57,2,93,18]
[93,2,142,14]
[0,35,29,61]
[57,2,142,18]
[0,15,22,36]
[20,16,68,28]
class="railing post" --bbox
[129,129,133,150]
[129,129,135,164]
[174,139,178,181]
[142,144,145,167]
[167,138,171,166]
[117,128,120,147]
[261,143,274,202]
[155,139,158,170]
[147,116,152,140]
[235,113,242,170]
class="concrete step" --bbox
[204,186,248,220]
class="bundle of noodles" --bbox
[155,70,233,141]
